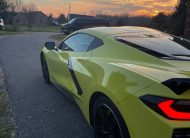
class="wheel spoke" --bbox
[96,126,109,135]
[98,107,107,126]
[93,104,123,138]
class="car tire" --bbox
[40,54,51,84]
[92,96,130,138]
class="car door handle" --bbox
[68,59,73,69]
[64,47,69,51]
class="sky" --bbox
[22,0,178,17]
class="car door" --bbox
[48,33,95,94]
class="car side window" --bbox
[88,37,103,51]
[61,33,95,52]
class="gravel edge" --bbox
[0,66,16,138]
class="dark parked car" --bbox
[61,18,110,35]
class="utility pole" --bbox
[67,1,71,22]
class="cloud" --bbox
[23,0,178,16]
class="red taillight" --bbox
[140,95,190,120]
[158,100,190,120]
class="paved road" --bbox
[0,33,93,138]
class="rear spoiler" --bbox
[162,78,190,95]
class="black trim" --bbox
[162,78,190,95]
[116,38,171,58]
[172,100,190,112]
[172,128,190,138]
[116,38,190,61]
[140,95,169,118]
[68,58,83,95]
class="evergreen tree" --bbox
[0,0,8,14]
[57,14,66,24]
[171,0,188,35]
[48,14,53,25]
[152,12,170,31]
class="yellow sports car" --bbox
[41,26,190,138]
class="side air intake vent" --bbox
[162,78,190,95]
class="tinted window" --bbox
[62,33,95,52]
[88,37,103,51]
[116,32,190,60]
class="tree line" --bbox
[97,0,189,36]
[0,0,189,35]
[152,0,189,35]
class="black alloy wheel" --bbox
[92,97,130,138]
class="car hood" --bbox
[111,60,190,82]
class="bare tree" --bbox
[8,1,16,13]
[22,3,37,13]
[15,0,22,12]
[6,0,22,13]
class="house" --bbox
[67,14,95,21]
[13,13,27,24]
[13,11,48,25]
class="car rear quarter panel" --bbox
[71,57,156,124]
[117,84,190,138]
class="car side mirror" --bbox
[45,42,55,50]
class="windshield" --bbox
[116,32,190,60]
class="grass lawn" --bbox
[6,24,60,33]
[19,25,60,32]
[0,31,22,36]
[0,67,15,138]
[0,25,60,36]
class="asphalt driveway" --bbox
[0,33,93,138]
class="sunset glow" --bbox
[23,0,178,17]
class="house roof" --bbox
[14,11,47,17]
